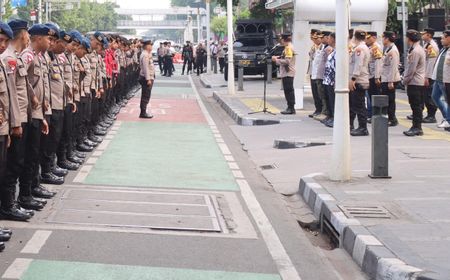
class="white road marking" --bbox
[86,157,98,165]
[189,76,302,280]
[2,258,33,279]
[73,165,93,183]
[224,155,235,162]
[21,230,52,254]
[232,170,244,178]
[92,150,103,157]
[96,139,111,151]
[227,162,240,170]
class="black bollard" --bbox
[369,95,391,179]
[238,66,244,91]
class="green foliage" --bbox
[51,1,118,33]
[171,0,200,6]
[216,0,239,7]
[211,16,227,39]
[238,8,251,19]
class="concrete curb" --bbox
[212,91,280,126]
[298,174,441,280]
[199,74,227,89]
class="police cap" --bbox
[0,22,13,39]
[142,39,153,46]
[444,30,450,37]
[366,31,377,38]
[69,30,83,44]
[81,37,91,53]
[7,19,28,35]
[281,32,292,40]
[321,31,332,37]
[383,31,396,41]
[60,30,72,43]
[44,22,60,38]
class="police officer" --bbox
[431,30,450,131]
[349,30,370,136]
[139,39,155,119]
[403,30,426,137]
[273,32,296,115]
[0,21,27,233]
[21,24,54,203]
[181,41,193,75]
[308,29,322,118]
[365,31,383,121]
[380,31,401,127]
[419,28,439,123]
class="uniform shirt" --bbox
[307,44,320,76]
[59,52,74,105]
[323,49,336,87]
[72,56,83,102]
[403,42,426,86]
[0,51,21,128]
[311,44,330,80]
[80,56,92,97]
[276,42,296,78]
[157,47,164,57]
[139,50,155,81]
[0,60,16,135]
[432,47,450,83]
[48,53,65,110]
[424,39,439,79]
[368,42,383,79]
[2,46,30,124]
[349,41,370,86]
[42,52,52,115]
[24,47,45,120]
[98,53,107,88]
[217,45,225,58]
[88,51,101,91]
[381,43,401,83]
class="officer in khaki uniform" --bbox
[349,30,370,136]
[431,30,450,131]
[403,30,426,137]
[380,31,401,126]
[308,29,323,117]
[0,22,16,249]
[21,24,54,208]
[273,33,296,115]
[365,31,382,120]
[138,39,155,119]
[418,28,439,123]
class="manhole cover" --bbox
[338,205,393,219]
[260,164,277,170]
[47,188,223,232]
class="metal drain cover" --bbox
[48,188,223,232]
[260,164,277,170]
[338,205,393,219]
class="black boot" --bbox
[280,107,296,115]
[139,111,154,119]
[351,127,369,136]
[40,172,64,185]
[0,204,32,221]
[403,127,424,136]
[18,196,45,211]
[32,185,56,199]
[58,160,80,171]
[52,165,68,177]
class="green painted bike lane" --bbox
[83,83,238,191]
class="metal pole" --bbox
[402,0,407,65]
[227,0,235,95]
[197,7,201,43]
[38,0,42,23]
[206,0,211,74]
[0,0,3,21]
[45,1,48,22]
[330,0,351,181]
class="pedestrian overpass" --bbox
[115,7,206,31]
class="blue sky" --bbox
[117,0,170,9]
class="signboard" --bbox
[397,6,408,21]
[30,10,37,21]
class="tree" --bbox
[211,16,227,39]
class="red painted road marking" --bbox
[117,98,206,123]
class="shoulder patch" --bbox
[284,47,293,58]
[6,59,17,73]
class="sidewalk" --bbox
[203,76,450,279]
[200,73,303,126]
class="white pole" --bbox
[197,7,201,43]
[330,0,351,181]
[401,0,407,65]
[227,0,235,95]
[38,0,42,23]
[206,0,211,74]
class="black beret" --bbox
[367,31,377,37]
[7,19,28,32]
[0,22,13,39]
[443,30,450,37]
[28,24,51,37]
[406,29,421,42]
[421,28,435,36]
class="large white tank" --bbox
[290,0,388,109]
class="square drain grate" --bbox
[338,205,393,219]
[47,188,223,232]
[260,164,277,170]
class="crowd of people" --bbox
[0,19,143,251]
[305,28,450,137]
[177,40,226,76]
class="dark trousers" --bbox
[424,79,437,117]
[182,59,192,74]
[78,97,91,143]
[91,92,100,128]
[139,77,153,113]
[407,85,425,129]
[158,56,163,73]
[164,56,173,76]
[41,110,64,173]
[0,135,10,209]
[282,77,295,109]
[381,82,398,121]
[196,59,204,76]
[310,78,323,114]
[367,78,380,117]
[219,57,225,73]
[324,85,335,117]
[2,122,28,204]
[20,119,42,197]
[57,104,74,161]
[350,84,368,129]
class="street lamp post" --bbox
[227,0,235,95]
[330,0,351,181]
[206,0,211,74]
